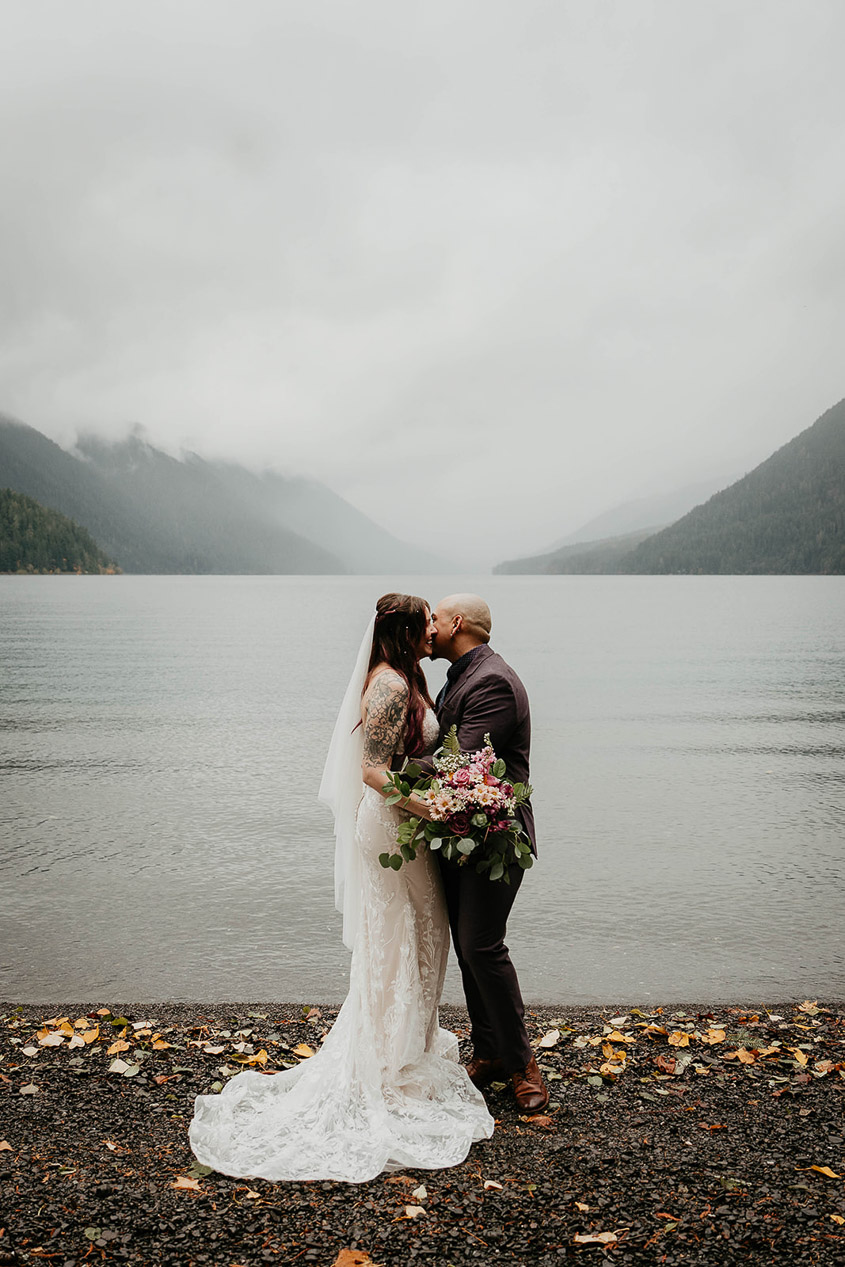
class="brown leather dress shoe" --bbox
[465,1055,506,1089]
[511,1055,549,1111]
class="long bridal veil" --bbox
[188,611,493,1182]
[318,613,374,951]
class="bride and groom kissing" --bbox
[189,592,548,1183]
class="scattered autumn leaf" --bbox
[703,1029,726,1044]
[573,1231,619,1245]
[667,1031,690,1048]
[292,1043,315,1059]
[331,1251,380,1267]
[171,1176,201,1191]
[788,1047,809,1066]
[152,1039,171,1050]
[107,1039,131,1056]
[798,1000,820,1015]
[537,1029,560,1049]
[575,1201,590,1211]
[656,1054,677,1075]
[0,1140,13,1151]
[39,1032,64,1048]
[410,1185,427,1201]
[484,1180,503,1191]
[831,1214,845,1226]
[19,1083,39,1095]
[83,1026,99,1045]
[403,1205,426,1219]
[796,1165,841,1179]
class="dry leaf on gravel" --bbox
[171,1176,201,1191]
[573,1230,620,1245]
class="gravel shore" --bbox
[2,1000,844,1266]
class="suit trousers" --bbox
[438,858,533,1072]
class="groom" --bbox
[429,594,548,1113]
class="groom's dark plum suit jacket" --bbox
[437,646,536,856]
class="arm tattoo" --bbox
[362,673,409,768]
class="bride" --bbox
[189,593,494,1182]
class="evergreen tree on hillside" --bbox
[0,488,119,573]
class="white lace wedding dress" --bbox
[188,710,494,1182]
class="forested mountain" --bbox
[619,398,845,574]
[75,433,446,574]
[0,488,118,573]
[0,414,445,574]
[496,397,845,576]
[495,529,655,575]
[536,476,734,554]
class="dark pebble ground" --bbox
[2,1001,844,1267]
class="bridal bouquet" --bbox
[379,726,533,883]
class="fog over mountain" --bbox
[2,2,845,566]
[0,414,448,574]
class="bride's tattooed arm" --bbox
[362,673,409,771]
[361,673,432,819]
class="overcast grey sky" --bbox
[2,1,844,566]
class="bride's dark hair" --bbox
[365,593,434,757]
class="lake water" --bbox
[1,574,843,1005]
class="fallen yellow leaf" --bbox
[575,1201,590,1211]
[0,1140,13,1151]
[107,1039,131,1056]
[798,1000,819,1015]
[330,1251,379,1267]
[537,1029,560,1049]
[788,1047,809,1066]
[606,1030,635,1044]
[244,1189,261,1199]
[172,1176,201,1191]
[292,1043,315,1059]
[796,1165,841,1179]
[96,1008,111,1017]
[83,1026,99,1045]
[703,1029,726,1044]
[73,1017,91,1029]
[152,1040,171,1051]
[737,1048,756,1065]
[667,1032,690,1048]
[831,1214,845,1226]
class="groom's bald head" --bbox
[431,593,492,661]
